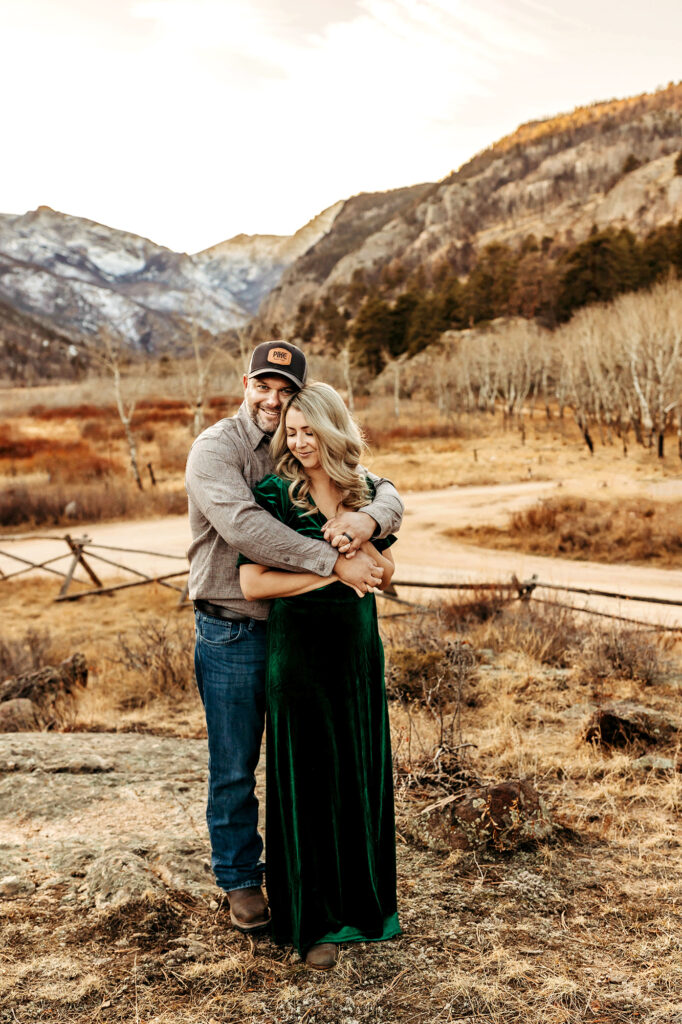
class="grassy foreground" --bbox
[1,580,681,1023]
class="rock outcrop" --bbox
[0,698,42,732]
[583,701,681,748]
[0,733,220,907]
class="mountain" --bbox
[0,202,342,358]
[256,84,682,337]
[256,183,435,331]
[192,201,344,316]
[4,83,682,373]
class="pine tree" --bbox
[349,294,393,375]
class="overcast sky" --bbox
[2,0,681,253]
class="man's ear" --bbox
[243,374,248,390]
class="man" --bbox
[185,340,403,934]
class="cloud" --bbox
[0,0,552,247]
[2,0,678,251]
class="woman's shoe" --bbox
[305,943,339,970]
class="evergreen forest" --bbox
[293,215,682,376]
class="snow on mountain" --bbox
[0,202,343,353]
[190,200,343,314]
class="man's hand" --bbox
[324,510,377,556]
[334,549,383,596]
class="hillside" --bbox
[256,83,682,339]
[192,200,344,315]
[0,299,88,384]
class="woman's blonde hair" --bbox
[270,382,370,514]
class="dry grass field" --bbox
[1,578,681,1023]
[2,378,682,1023]
[445,497,682,569]
[2,379,681,536]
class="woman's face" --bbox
[285,407,321,471]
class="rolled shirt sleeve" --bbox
[361,469,404,538]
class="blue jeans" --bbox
[193,610,267,892]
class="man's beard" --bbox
[249,404,279,435]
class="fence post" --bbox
[58,536,103,598]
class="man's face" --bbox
[243,374,298,434]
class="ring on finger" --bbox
[342,532,353,542]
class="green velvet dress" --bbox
[240,473,400,956]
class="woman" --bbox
[238,382,400,970]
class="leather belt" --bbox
[194,599,250,622]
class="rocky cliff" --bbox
[257,84,682,335]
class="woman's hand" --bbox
[324,510,377,555]
[358,540,395,591]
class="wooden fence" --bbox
[2,535,681,630]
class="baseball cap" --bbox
[247,341,307,389]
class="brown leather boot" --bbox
[227,886,270,932]
[305,943,339,970]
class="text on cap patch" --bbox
[268,347,293,365]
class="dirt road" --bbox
[3,479,682,628]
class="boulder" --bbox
[583,702,680,748]
[0,874,36,897]
[420,780,552,852]
[0,698,42,732]
[0,653,87,729]
[85,850,167,909]
[0,732,217,909]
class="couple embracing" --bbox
[185,341,403,970]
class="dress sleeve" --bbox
[237,475,291,566]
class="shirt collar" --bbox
[237,401,272,451]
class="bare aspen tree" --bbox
[188,319,211,437]
[184,321,229,438]
[469,334,499,415]
[82,325,146,489]
[570,307,620,445]
[557,323,596,454]
[492,323,544,436]
[450,348,473,415]
[234,323,252,370]
[674,406,682,460]
[340,344,354,413]
[433,352,449,416]
[617,282,682,458]
[554,279,682,458]
[380,350,407,421]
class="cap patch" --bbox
[267,347,293,366]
